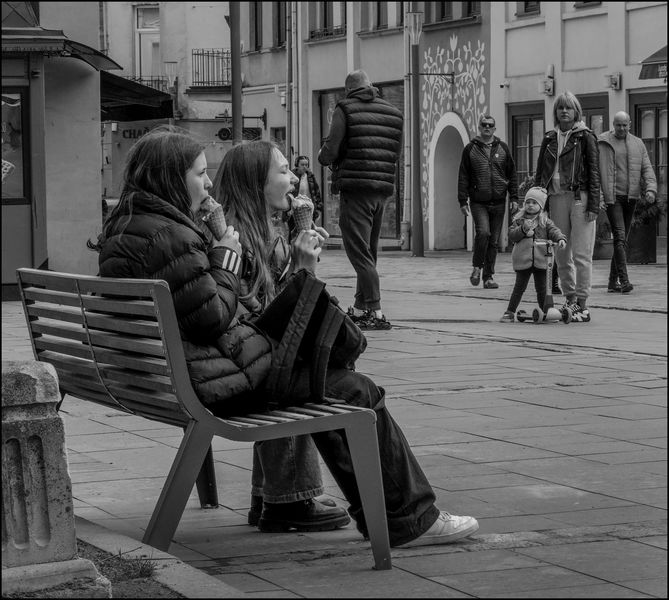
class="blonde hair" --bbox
[552,91,583,126]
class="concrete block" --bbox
[2,361,75,567]
[1,558,111,597]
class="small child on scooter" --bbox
[500,187,567,322]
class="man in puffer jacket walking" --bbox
[598,111,657,294]
[319,69,403,330]
[458,115,519,289]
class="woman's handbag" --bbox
[249,268,367,406]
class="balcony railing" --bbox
[123,76,169,92]
[309,25,346,40]
[191,48,231,87]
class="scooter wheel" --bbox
[532,308,544,323]
[516,310,529,323]
[561,308,572,324]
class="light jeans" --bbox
[549,191,596,303]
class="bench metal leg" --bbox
[195,444,219,508]
[143,420,214,551]
[345,418,392,570]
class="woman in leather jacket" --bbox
[534,91,600,322]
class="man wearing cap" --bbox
[458,115,519,289]
[318,69,403,330]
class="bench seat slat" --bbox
[34,338,170,376]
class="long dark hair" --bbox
[88,125,205,251]
[211,141,279,306]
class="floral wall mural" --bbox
[420,35,488,218]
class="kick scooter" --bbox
[516,239,571,324]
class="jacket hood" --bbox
[554,120,589,134]
[346,85,379,102]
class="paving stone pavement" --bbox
[2,249,666,598]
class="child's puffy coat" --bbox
[508,216,566,270]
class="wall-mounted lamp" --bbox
[499,81,510,89]
[540,78,555,96]
[605,73,622,90]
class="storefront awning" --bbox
[100,70,174,122]
[639,45,667,80]
[2,27,122,71]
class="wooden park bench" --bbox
[16,268,391,570]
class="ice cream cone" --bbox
[199,196,227,240]
[290,194,314,231]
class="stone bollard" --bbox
[2,361,110,597]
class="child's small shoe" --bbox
[500,310,515,323]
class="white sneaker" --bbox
[396,511,479,548]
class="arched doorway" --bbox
[428,113,471,250]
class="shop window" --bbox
[637,105,668,208]
[271,126,286,157]
[512,113,544,184]
[2,90,28,202]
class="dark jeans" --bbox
[606,196,637,284]
[287,364,440,547]
[339,191,386,311]
[506,268,547,313]
[470,202,506,280]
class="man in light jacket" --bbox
[598,111,657,293]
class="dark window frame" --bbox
[516,2,540,17]
[274,2,287,47]
[1,87,31,206]
[250,2,263,51]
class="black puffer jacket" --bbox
[458,136,518,206]
[333,87,403,196]
[97,192,273,416]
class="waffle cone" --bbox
[203,205,227,240]
[292,204,314,232]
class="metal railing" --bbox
[309,25,346,40]
[123,76,169,92]
[191,48,231,87]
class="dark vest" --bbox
[333,97,403,196]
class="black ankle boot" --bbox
[258,498,350,532]
[248,495,339,526]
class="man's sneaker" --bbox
[608,281,622,293]
[569,304,591,323]
[358,312,392,330]
[470,267,481,286]
[500,310,515,323]
[552,283,563,295]
[621,282,634,294]
[483,278,499,289]
[396,512,479,548]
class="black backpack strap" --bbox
[309,301,345,402]
[264,273,325,402]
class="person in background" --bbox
[500,187,567,322]
[534,91,600,323]
[318,69,403,331]
[458,114,519,290]
[290,155,323,224]
[598,111,658,294]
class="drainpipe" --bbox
[285,3,292,161]
[230,1,242,145]
[291,1,299,154]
